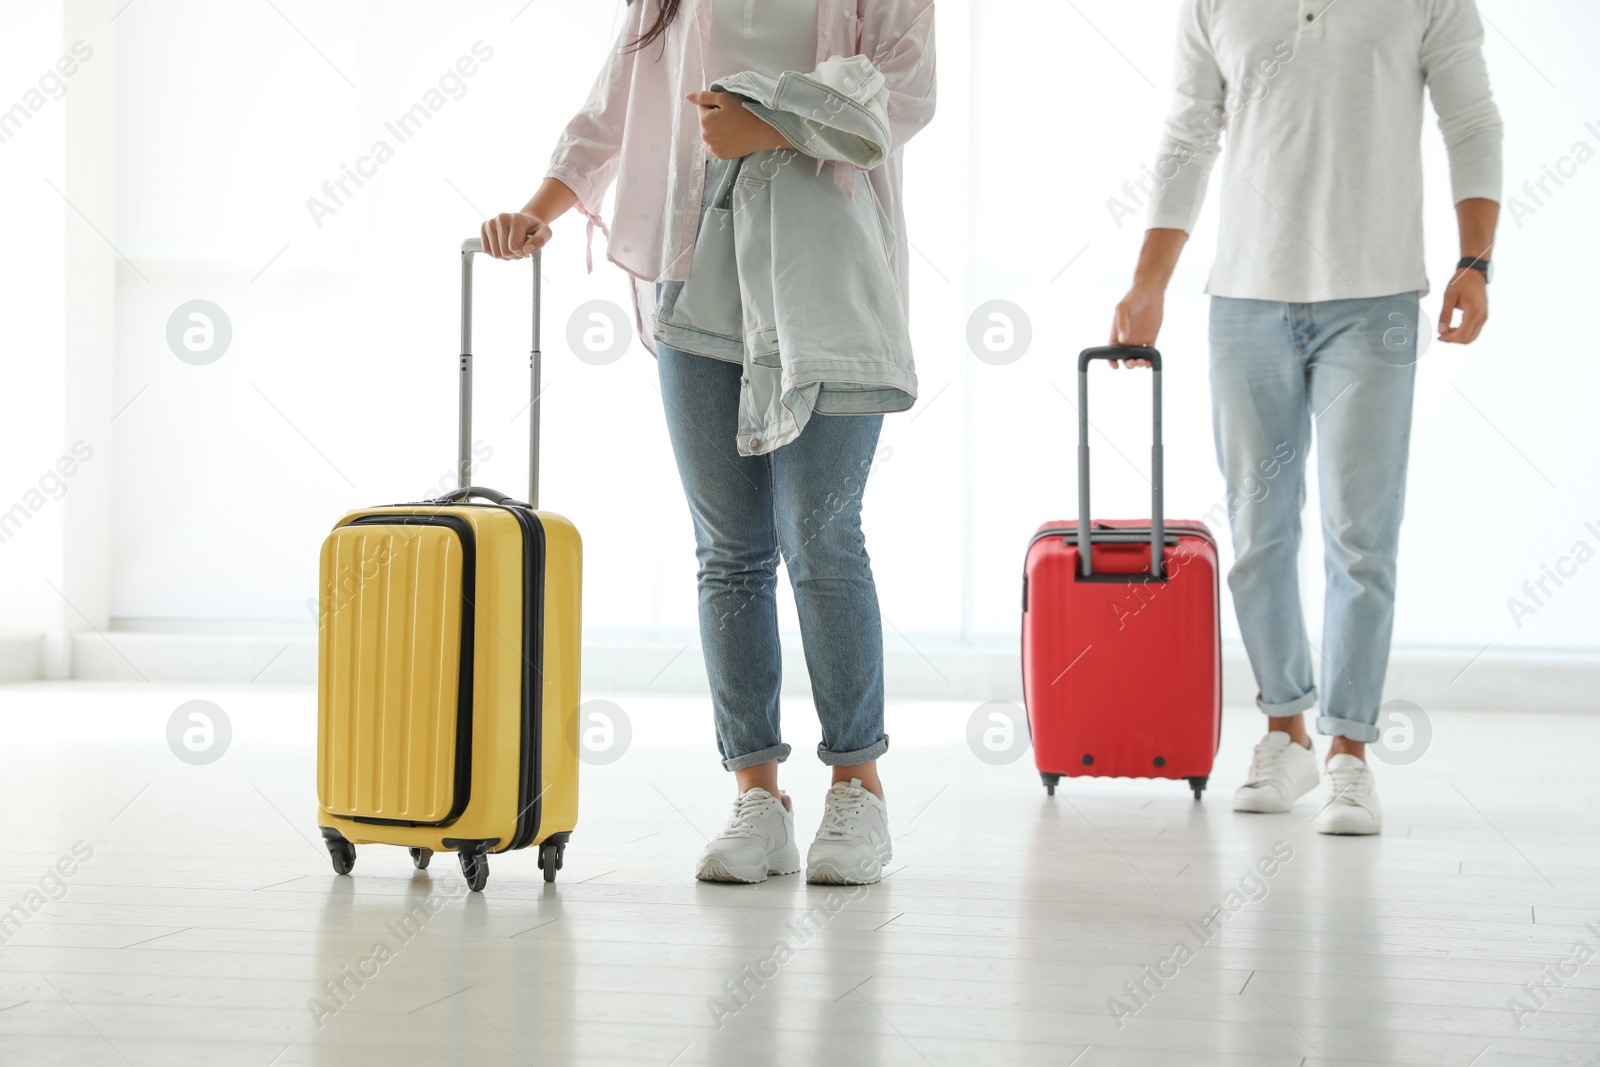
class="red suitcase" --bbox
[1021,346,1221,800]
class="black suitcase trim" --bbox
[500,504,548,853]
[1030,523,1217,585]
[1027,521,1218,555]
[334,513,477,829]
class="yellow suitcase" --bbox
[316,243,580,892]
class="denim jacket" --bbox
[544,0,936,293]
[652,56,917,457]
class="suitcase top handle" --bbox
[433,485,530,508]
[457,239,543,509]
[1077,346,1164,581]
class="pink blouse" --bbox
[545,0,936,310]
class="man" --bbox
[1110,0,1502,834]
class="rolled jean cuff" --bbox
[1317,716,1380,744]
[1257,688,1317,716]
[722,743,791,772]
[816,735,889,767]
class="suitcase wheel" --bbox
[1188,776,1208,802]
[328,841,355,876]
[1040,773,1060,797]
[321,828,356,876]
[409,847,433,871]
[538,841,566,883]
[458,848,489,892]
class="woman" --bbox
[481,0,935,884]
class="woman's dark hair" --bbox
[626,0,681,53]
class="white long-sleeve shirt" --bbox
[1144,0,1503,302]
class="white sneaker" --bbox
[695,788,801,883]
[806,779,891,885]
[1233,731,1320,813]
[1313,753,1383,835]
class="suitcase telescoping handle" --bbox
[1077,345,1164,580]
[442,238,543,509]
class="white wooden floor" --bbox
[1,686,1597,1066]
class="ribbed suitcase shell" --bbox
[318,521,466,824]
[1022,518,1220,795]
[315,502,581,859]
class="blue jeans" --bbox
[656,342,889,770]
[1209,293,1420,743]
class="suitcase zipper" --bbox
[1027,522,1216,554]
[500,505,548,853]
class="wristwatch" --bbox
[1457,256,1493,283]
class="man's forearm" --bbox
[1132,228,1190,291]
[1109,228,1191,353]
[1456,197,1499,260]
[1437,196,1497,344]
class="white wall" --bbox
[0,0,118,678]
[3,0,1595,683]
[0,4,69,660]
